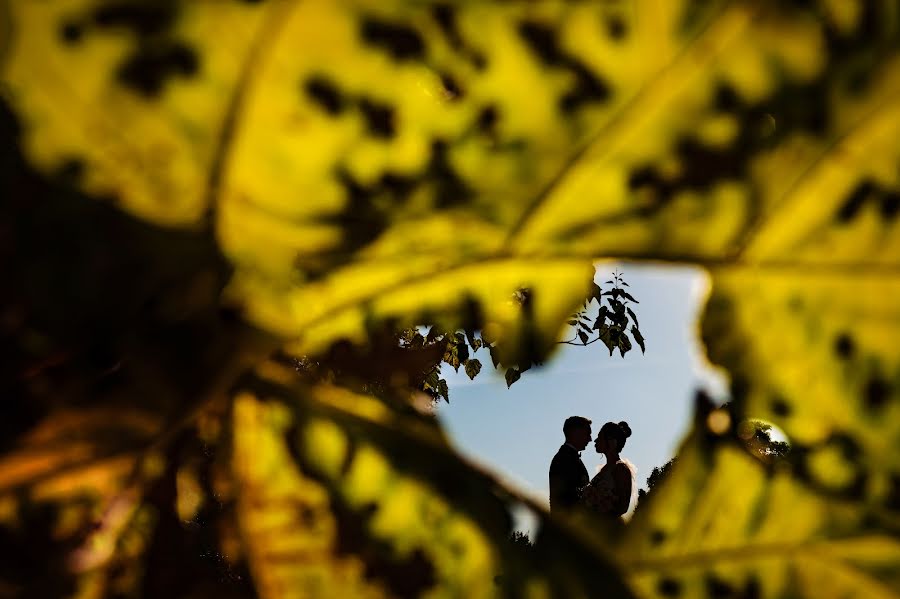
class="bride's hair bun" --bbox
[618,421,632,439]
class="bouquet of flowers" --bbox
[578,479,615,513]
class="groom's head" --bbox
[563,416,592,451]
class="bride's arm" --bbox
[612,464,633,516]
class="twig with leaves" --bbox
[560,269,646,357]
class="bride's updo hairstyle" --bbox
[600,421,632,451]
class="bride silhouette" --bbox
[580,421,636,520]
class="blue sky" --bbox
[434,263,729,526]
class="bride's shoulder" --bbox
[614,458,637,477]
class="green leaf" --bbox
[455,340,470,371]
[578,330,589,345]
[590,282,603,304]
[464,358,482,381]
[626,306,639,329]
[631,326,646,354]
[423,367,440,391]
[618,332,632,358]
[608,298,626,314]
[465,329,482,353]
[599,324,616,357]
[437,379,450,403]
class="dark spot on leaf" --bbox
[92,3,175,36]
[881,192,900,221]
[431,5,487,70]
[517,20,610,113]
[649,529,666,545]
[304,76,345,115]
[432,5,462,49]
[298,505,317,527]
[378,172,417,199]
[360,17,425,61]
[476,105,498,135]
[628,134,748,215]
[770,395,791,417]
[834,332,854,360]
[358,97,395,138]
[560,64,611,113]
[844,62,874,95]
[714,83,741,112]
[706,575,734,598]
[323,169,391,256]
[864,375,891,409]
[675,138,743,187]
[744,577,762,599]
[428,140,472,208]
[833,433,863,461]
[886,473,900,511]
[605,15,627,40]
[59,21,84,45]
[469,51,487,71]
[824,1,882,94]
[55,158,86,183]
[657,577,681,597]
[517,21,563,64]
[439,72,463,100]
[116,42,199,97]
[836,180,874,222]
[628,166,661,191]
[796,434,868,500]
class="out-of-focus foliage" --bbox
[1,0,899,598]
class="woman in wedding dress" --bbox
[580,421,636,520]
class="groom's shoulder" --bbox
[550,445,575,464]
[550,445,563,462]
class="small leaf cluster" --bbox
[401,327,485,403]
[564,270,645,357]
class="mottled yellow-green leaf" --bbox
[13,0,892,359]
[1,1,272,226]
[620,421,900,598]
[702,270,900,527]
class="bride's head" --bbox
[594,421,632,454]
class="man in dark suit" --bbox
[549,416,592,513]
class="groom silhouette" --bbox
[549,416,592,513]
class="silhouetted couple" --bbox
[549,416,635,519]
